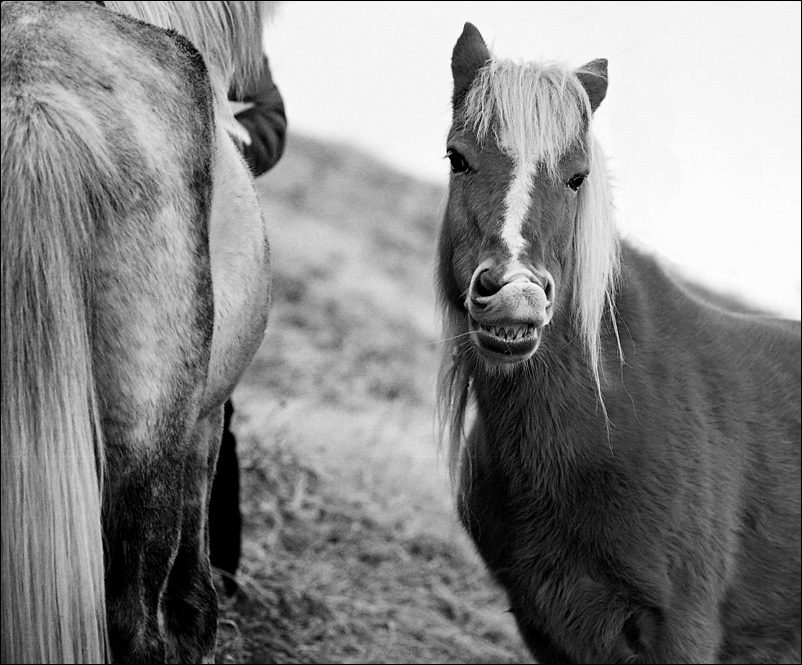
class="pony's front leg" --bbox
[512,617,574,664]
[164,408,224,664]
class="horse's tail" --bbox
[1,85,114,664]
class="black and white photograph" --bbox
[2,2,799,663]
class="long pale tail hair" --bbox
[0,77,122,662]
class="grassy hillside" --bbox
[215,132,532,664]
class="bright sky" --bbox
[265,1,801,317]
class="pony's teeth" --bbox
[480,323,537,340]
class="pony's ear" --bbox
[452,22,490,107]
[576,59,608,113]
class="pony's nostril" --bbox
[544,277,555,304]
[475,269,501,298]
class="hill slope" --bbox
[216,132,532,664]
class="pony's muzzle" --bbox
[468,260,554,323]
[466,260,554,363]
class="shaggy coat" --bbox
[438,23,801,664]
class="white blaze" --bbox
[500,155,536,260]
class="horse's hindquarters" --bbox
[1,2,238,662]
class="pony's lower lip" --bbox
[470,320,541,362]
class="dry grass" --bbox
[214,133,532,664]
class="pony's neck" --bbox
[467,312,611,473]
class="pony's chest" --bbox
[459,431,630,585]
[460,448,564,571]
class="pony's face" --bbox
[442,129,590,365]
[438,23,608,368]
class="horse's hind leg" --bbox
[92,183,214,663]
[102,403,216,665]
[163,409,224,664]
[103,449,187,663]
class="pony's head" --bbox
[438,23,618,377]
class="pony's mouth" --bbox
[469,318,542,362]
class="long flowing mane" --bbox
[439,57,621,482]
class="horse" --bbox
[437,23,801,664]
[1,1,273,662]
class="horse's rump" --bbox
[2,2,218,661]
[96,0,274,414]
[103,0,272,147]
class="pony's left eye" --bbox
[446,149,471,174]
[567,174,587,192]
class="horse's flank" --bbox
[203,125,272,414]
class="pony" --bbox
[437,23,801,664]
[1,1,273,662]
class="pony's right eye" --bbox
[446,149,471,174]
[567,173,587,192]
